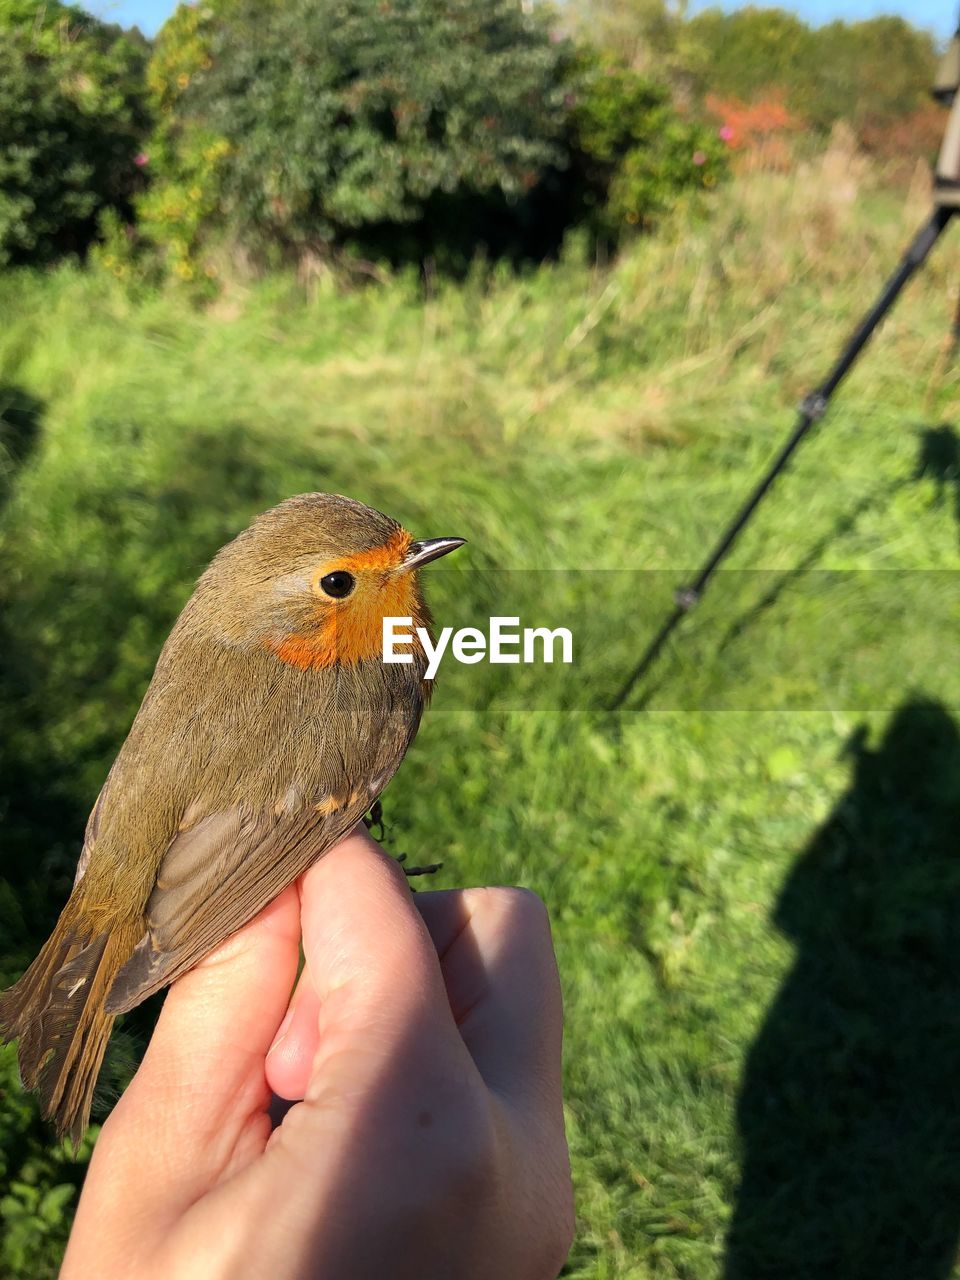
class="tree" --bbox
[687,8,816,111]
[154,0,571,266]
[0,1,151,265]
[686,8,937,137]
[563,0,707,103]
[809,17,937,134]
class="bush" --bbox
[0,1046,93,1280]
[133,0,235,283]
[140,4,727,275]
[0,1,151,265]
[146,0,571,271]
[705,91,806,173]
[568,55,729,239]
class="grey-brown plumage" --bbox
[0,493,463,1145]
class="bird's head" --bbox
[191,493,464,668]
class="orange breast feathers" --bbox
[265,530,431,670]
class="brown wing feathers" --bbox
[105,801,366,1014]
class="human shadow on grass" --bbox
[915,423,960,543]
[0,383,44,509]
[725,699,960,1280]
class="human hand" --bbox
[62,828,573,1279]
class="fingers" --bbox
[416,887,564,1111]
[94,882,304,1216]
[191,852,570,1280]
[265,827,463,1103]
[416,886,572,1260]
[267,849,565,1120]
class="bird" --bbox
[0,492,465,1146]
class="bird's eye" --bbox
[318,570,355,599]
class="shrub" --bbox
[0,1,151,265]
[568,56,729,239]
[705,91,806,173]
[0,1045,93,1280]
[138,2,731,275]
[860,102,946,167]
[148,0,570,271]
[133,1,236,283]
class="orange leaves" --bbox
[706,91,806,172]
[706,91,805,150]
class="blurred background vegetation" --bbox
[2,0,960,1275]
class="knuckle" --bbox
[505,885,550,926]
[502,886,554,944]
[378,847,411,894]
[472,884,551,932]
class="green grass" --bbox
[2,158,960,1277]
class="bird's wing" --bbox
[72,785,106,890]
[104,794,371,1015]
[88,643,425,1016]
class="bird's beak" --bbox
[402,537,466,571]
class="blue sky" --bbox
[88,0,954,39]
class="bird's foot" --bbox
[362,798,386,842]
[395,851,443,880]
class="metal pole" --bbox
[611,205,954,710]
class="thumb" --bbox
[266,827,465,1104]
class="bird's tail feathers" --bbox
[0,915,126,1147]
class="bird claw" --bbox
[394,851,443,881]
[362,799,386,842]
[363,805,441,882]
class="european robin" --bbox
[0,493,464,1145]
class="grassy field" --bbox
[2,151,960,1277]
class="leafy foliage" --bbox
[564,0,710,98]
[797,15,938,133]
[132,0,236,282]
[860,101,947,166]
[136,2,726,274]
[0,0,151,265]
[0,0,946,273]
[688,8,937,135]
[705,90,806,172]
[569,56,728,237]
[0,1046,93,1279]
[152,0,570,268]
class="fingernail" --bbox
[267,1004,295,1056]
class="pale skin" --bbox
[62,828,574,1279]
